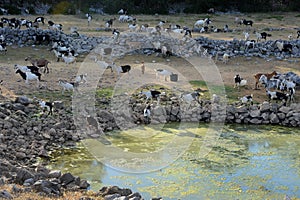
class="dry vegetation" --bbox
[0,184,103,200]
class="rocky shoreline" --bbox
[0,91,299,199]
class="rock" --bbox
[48,170,61,179]
[0,190,13,199]
[99,186,132,197]
[59,172,75,186]
[16,168,34,185]
[15,96,32,105]
[33,180,60,195]
[269,113,279,124]
[104,194,121,200]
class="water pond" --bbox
[49,123,300,200]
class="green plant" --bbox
[52,1,76,14]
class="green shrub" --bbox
[51,1,75,14]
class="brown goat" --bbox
[253,70,277,89]
[25,57,51,73]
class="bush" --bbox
[51,1,76,14]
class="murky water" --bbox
[49,123,300,200]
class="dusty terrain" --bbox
[0,13,299,104]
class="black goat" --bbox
[242,19,253,27]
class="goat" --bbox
[62,54,76,65]
[243,32,250,41]
[140,90,161,101]
[111,63,131,77]
[143,104,151,124]
[0,34,5,43]
[240,94,253,105]
[154,69,173,81]
[32,34,51,45]
[34,97,54,116]
[25,57,51,73]
[234,74,247,89]
[241,19,253,27]
[245,40,256,51]
[275,41,292,53]
[48,20,62,31]
[256,32,271,42]
[0,43,7,54]
[128,23,138,32]
[58,79,78,94]
[14,64,39,74]
[118,9,127,15]
[253,71,277,89]
[194,18,211,28]
[297,30,300,39]
[112,29,120,40]
[259,74,280,90]
[181,91,201,109]
[222,53,230,64]
[75,74,87,84]
[105,18,115,28]
[34,17,45,25]
[184,29,192,38]
[280,79,296,92]
[15,69,41,87]
[288,87,296,102]
[86,13,92,26]
[266,89,290,105]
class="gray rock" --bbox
[0,190,13,199]
[59,172,75,186]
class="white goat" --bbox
[222,53,230,64]
[75,74,87,84]
[62,54,76,65]
[243,32,250,41]
[128,23,138,32]
[58,79,78,94]
[154,69,173,81]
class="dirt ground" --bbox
[0,13,299,104]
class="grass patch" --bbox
[266,15,284,21]
[189,80,239,103]
[96,87,114,98]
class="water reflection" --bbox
[49,124,300,199]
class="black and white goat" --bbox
[15,69,41,87]
[194,18,211,28]
[256,31,271,42]
[111,63,131,77]
[48,20,62,31]
[14,64,39,74]
[234,74,247,89]
[241,19,253,27]
[143,104,151,124]
[266,89,290,104]
[259,74,280,90]
[0,42,7,53]
[34,17,45,25]
[34,97,54,116]
[86,13,92,26]
[105,18,115,28]
[275,41,293,53]
[32,34,51,45]
[239,94,253,105]
[140,90,161,101]
[181,91,201,103]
